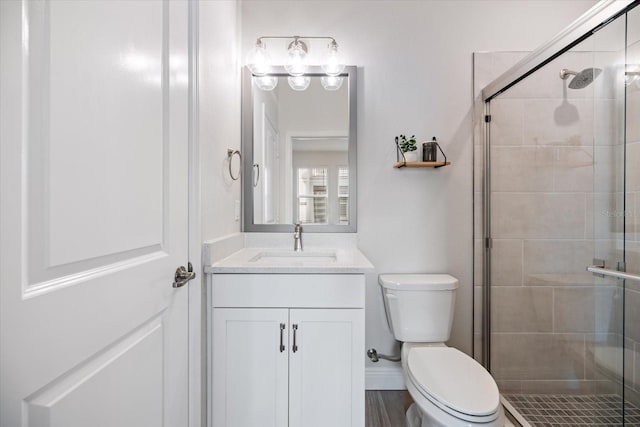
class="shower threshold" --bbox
[502,394,640,426]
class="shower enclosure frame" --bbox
[478,0,638,372]
[473,0,640,424]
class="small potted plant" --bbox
[398,134,419,162]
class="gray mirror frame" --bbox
[242,65,357,232]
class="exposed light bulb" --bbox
[285,39,308,77]
[288,76,311,91]
[246,40,271,76]
[254,76,278,91]
[320,76,344,91]
[321,41,345,76]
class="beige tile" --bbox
[593,238,624,269]
[474,238,483,286]
[584,334,631,386]
[474,285,483,335]
[554,287,622,333]
[627,288,640,342]
[627,91,640,143]
[626,241,640,286]
[526,273,616,287]
[491,146,554,192]
[626,385,640,408]
[491,239,522,286]
[590,192,622,240]
[553,147,593,192]
[628,13,640,54]
[491,287,552,332]
[523,240,593,277]
[593,145,622,194]
[636,342,640,392]
[489,99,523,146]
[592,53,623,102]
[628,192,638,243]
[627,142,640,191]
[474,191,483,241]
[473,332,483,363]
[491,333,586,381]
[519,379,617,395]
[594,99,621,147]
[524,99,594,146]
[495,380,521,394]
[474,145,483,188]
[586,193,594,239]
[473,101,483,149]
[492,193,586,239]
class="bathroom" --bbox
[1,0,639,426]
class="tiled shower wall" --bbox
[474,9,640,405]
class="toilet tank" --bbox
[379,274,459,342]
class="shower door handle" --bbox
[587,266,640,282]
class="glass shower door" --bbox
[485,8,636,425]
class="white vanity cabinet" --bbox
[209,273,365,427]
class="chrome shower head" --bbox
[559,68,602,89]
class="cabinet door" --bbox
[212,308,289,427]
[289,309,365,427]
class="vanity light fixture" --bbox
[247,35,345,91]
[285,37,308,77]
[245,39,272,76]
[321,40,345,76]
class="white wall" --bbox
[200,0,241,242]
[240,0,598,381]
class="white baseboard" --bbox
[365,366,406,390]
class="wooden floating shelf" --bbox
[393,161,451,169]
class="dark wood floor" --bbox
[365,390,413,427]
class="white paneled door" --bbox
[0,1,191,426]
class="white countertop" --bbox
[205,246,374,274]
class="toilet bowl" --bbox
[378,274,505,427]
[402,343,504,427]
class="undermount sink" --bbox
[249,251,338,264]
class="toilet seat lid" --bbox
[407,347,500,418]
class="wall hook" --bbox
[227,149,242,180]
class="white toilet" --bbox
[379,274,505,427]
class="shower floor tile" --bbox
[503,394,640,426]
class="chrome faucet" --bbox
[294,223,303,252]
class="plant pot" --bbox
[403,151,419,162]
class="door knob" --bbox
[173,262,196,288]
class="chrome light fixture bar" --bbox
[246,35,346,91]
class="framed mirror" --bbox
[242,65,357,232]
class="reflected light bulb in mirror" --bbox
[255,76,278,91]
[321,41,345,76]
[321,76,344,91]
[246,41,271,76]
[626,64,640,87]
[288,76,311,91]
[285,40,308,77]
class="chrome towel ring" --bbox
[227,149,241,180]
